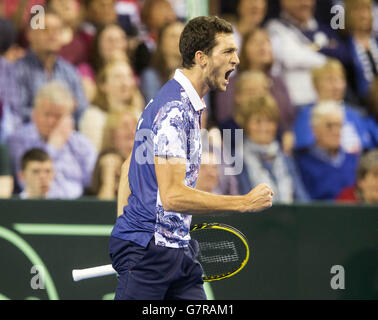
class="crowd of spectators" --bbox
[0,0,377,205]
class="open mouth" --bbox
[225,69,234,82]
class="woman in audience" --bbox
[79,60,144,151]
[219,70,271,155]
[101,110,138,160]
[90,23,129,73]
[233,0,267,49]
[236,94,309,203]
[89,148,124,200]
[337,149,378,204]
[140,20,184,102]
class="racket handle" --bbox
[72,264,116,281]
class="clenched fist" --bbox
[243,183,274,213]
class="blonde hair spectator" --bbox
[79,60,143,151]
[101,110,138,159]
[235,93,278,131]
[311,59,346,97]
[345,0,373,35]
[95,60,144,117]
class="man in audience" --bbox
[266,0,348,107]
[18,148,55,199]
[295,101,360,200]
[7,81,97,199]
[14,11,88,125]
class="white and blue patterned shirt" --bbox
[111,69,206,248]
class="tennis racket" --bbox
[72,222,250,282]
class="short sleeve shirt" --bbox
[111,69,206,248]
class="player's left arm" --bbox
[117,153,132,217]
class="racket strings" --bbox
[191,228,247,280]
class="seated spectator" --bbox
[101,110,137,160]
[140,20,184,102]
[215,28,296,153]
[266,0,348,107]
[344,0,378,101]
[233,0,267,50]
[337,149,378,204]
[14,11,88,125]
[81,0,118,38]
[18,148,54,199]
[219,70,270,154]
[295,102,360,200]
[89,148,124,200]
[7,81,97,199]
[0,18,21,142]
[0,143,13,198]
[89,23,129,74]
[236,95,309,203]
[46,0,91,67]
[220,70,270,128]
[79,60,144,150]
[294,59,373,154]
[46,0,99,109]
[133,0,177,74]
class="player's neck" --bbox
[181,67,209,99]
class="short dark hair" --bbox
[179,16,233,69]
[21,149,51,170]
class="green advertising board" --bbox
[1,199,378,300]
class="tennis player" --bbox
[109,16,274,300]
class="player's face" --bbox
[205,33,239,92]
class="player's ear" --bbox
[194,50,208,68]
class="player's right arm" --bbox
[155,156,273,215]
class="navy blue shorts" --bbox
[109,236,207,300]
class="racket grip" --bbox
[72,264,116,281]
